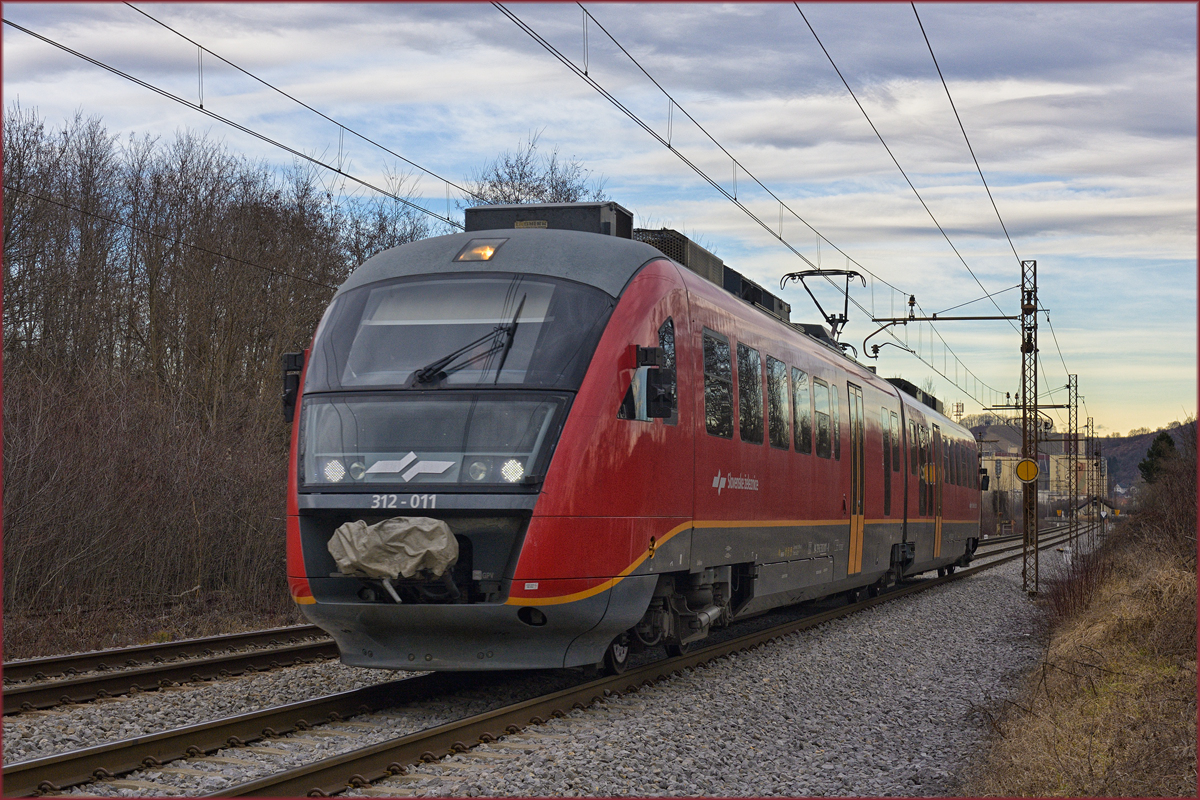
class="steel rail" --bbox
[3,625,323,683]
[3,641,338,715]
[213,528,1090,797]
[0,673,483,797]
[6,524,1090,797]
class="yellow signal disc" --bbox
[1016,458,1039,483]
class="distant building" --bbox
[972,423,1108,534]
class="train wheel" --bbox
[937,567,947,578]
[665,639,694,658]
[867,581,881,598]
[845,586,865,604]
[604,633,631,675]
[946,565,956,575]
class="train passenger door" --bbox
[847,384,865,574]
[932,424,943,557]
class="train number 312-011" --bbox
[371,494,437,510]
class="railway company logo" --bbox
[712,470,760,495]
[366,452,456,482]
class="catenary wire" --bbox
[5,184,337,290]
[794,4,1018,334]
[502,3,1002,408]
[912,2,1077,392]
[1,18,465,231]
[122,2,485,205]
[910,2,1022,267]
[578,3,906,299]
[932,284,1019,316]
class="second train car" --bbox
[284,201,981,673]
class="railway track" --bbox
[4,524,1090,798]
[1,525,1068,718]
[3,635,335,716]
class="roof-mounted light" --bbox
[453,238,508,262]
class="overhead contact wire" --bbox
[498,3,1003,408]
[794,4,1017,334]
[577,3,907,300]
[2,18,465,230]
[122,2,484,205]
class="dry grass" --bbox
[3,593,306,661]
[965,535,1197,796]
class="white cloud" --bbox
[3,1,1195,432]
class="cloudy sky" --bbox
[4,2,1195,435]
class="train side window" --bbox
[792,368,812,454]
[890,411,901,472]
[737,343,764,444]
[831,383,841,460]
[766,356,790,449]
[617,317,677,423]
[813,377,831,458]
[702,330,733,438]
[881,407,892,515]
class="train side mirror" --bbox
[282,351,305,423]
[645,368,673,419]
[979,468,990,492]
[634,345,672,419]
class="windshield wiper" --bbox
[406,294,527,387]
[491,294,526,384]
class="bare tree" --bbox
[462,131,607,206]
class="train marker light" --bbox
[467,460,490,481]
[323,459,346,482]
[453,238,507,262]
[501,459,525,483]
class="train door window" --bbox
[737,343,764,444]
[792,368,812,454]
[766,356,790,449]
[702,330,733,438]
[926,424,936,513]
[813,377,831,458]
[881,407,892,515]
[617,317,677,424]
[831,384,841,460]
[918,425,928,516]
[658,318,677,425]
[910,420,918,475]
[890,412,901,473]
[943,436,951,488]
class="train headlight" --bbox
[500,459,525,483]
[467,460,490,481]
[453,238,507,262]
[348,461,367,481]
[323,459,346,482]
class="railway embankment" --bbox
[966,424,1197,796]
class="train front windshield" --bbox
[300,273,613,489]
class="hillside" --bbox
[1103,425,1192,489]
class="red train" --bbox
[285,202,981,673]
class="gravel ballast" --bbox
[355,557,1048,797]
[6,555,1051,796]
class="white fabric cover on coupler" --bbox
[328,516,458,579]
